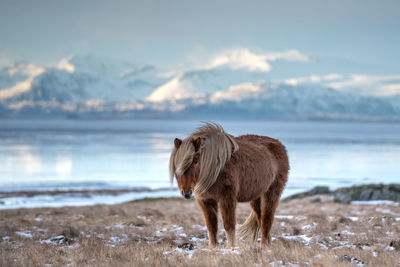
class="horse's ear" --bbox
[192,137,202,152]
[174,138,182,149]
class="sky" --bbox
[0,0,399,73]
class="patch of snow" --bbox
[385,246,395,251]
[147,74,203,103]
[302,222,317,230]
[144,236,162,244]
[171,225,184,232]
[108,234,128,244]
[347,216,359,221]
[57,57,75,73]
[207,48,309,72]
[189,236,207,243]
[376,208,396,215]
[275,215,294,220]
[40,235,69,245]
[360,245,371,250]
[15,231,33,239]
[341,230,355,235]
[351,200,399,206]
[163,247,196,259]
[218,248,240,255]
[269,260,283,266]
[319,243,329,250]
[105,223,125,230]
[137,215,150,222]
[192,224,207,231]
[34,217,43,222]
[0,63,45,101]
[282,234,312,245]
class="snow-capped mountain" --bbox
[1,50,400,120]
[1,54,165,103]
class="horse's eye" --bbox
[193,159,198,164]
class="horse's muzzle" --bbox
[181,189,193,199]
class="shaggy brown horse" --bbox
[170,123,289,248]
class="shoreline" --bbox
[0,188,180,210]
[1,183,399,210]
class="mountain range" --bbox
[1,50,400,120]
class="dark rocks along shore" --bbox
[284,184,400,203]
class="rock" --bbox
[285,183,400,203]
[359,188,373,200]
[311,197,321,203]
[283,186,331,201]
[339,254,365,266]
[334,191,352,204]
[333,184,400,203]
[389,240,400,251]
[308,186,330,195]
[178,242,195,250]
[389,184,400,192]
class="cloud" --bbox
[283,73,400,96]
[157,48,310,78]
[210,82,262,103]
[0,53,13,68]
[264,49,310,62]
[328,74,400,96]
[207,48,309,72]
[284,73,343,86]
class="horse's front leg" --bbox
[219,196,237,248]
[196,199,219,248]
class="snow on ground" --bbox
[351,200,399,206]
[15,231,33,239]
[2,196,399,266]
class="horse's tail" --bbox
[238,210,260,241]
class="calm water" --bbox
[0,119,399,198]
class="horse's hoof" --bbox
[208,242,218,249]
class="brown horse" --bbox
[169,123,289,248]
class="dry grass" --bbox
[1,196,400,266]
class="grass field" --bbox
[1,195,399,266]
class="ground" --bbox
[1,195,399,266]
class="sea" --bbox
[0,119,399,209]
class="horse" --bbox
[169,123,289,248]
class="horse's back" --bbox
[231,134,289,202]
[235,134,288,169]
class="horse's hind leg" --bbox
[196,199,219,248]
[250,197,262,225]
[260,175,286,246]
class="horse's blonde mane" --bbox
[169,123,239,195]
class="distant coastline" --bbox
[1,183,399,210]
